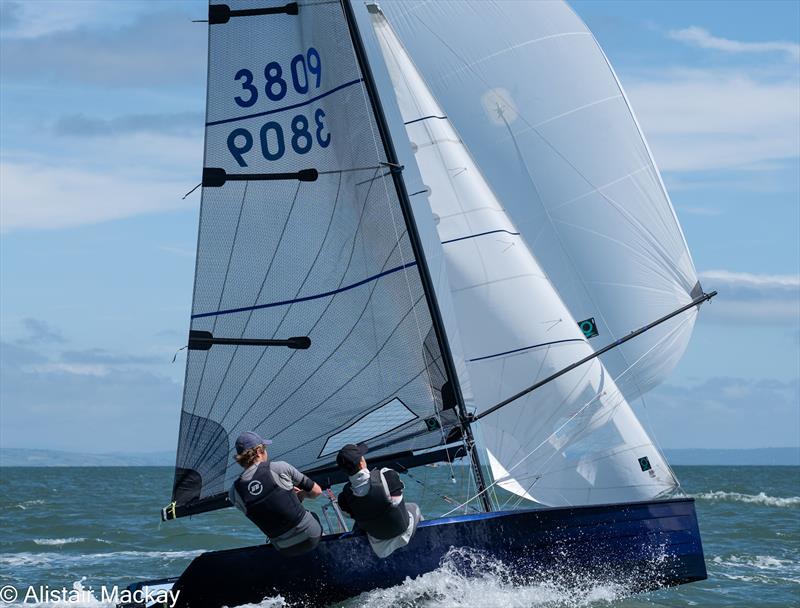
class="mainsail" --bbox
[373,0,701,401]
[368,5,678,506]
[170,0,473,515]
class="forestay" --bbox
[171,0,462,509]
[368,5,677,506]
[375,0,701,401]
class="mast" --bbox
[340,0,492,512]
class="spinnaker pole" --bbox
[340,0,493,512]
[476,290,718,422]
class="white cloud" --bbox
[0,9,206,88]
[699,270,800,289]
[158,245,197,258]
[0,160,197,232]
[626,69,800,172]
[678,206,722,216]
[25,362,109,377]
[697,270,800,325]
[668,26,800,62]
[1,132,202,232]
[644,376,799,449]
[0,341,181,452]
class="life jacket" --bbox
[341,469,409,540]
[233,461,306,539]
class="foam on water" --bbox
[13,499,45,510]
[33,538,88,546]
[0,550,204,568]
[711,553,800,586]
[713,554,795,571]
[32,538,112,547]
[694,491,800,507]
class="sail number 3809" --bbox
[227,47,330,167]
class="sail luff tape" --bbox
[209,3,299,25]
[202,167,318,187]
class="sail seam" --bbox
[206,78,363,126]
[191,261,418,318]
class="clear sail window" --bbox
[319,398,417,457]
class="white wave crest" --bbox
[0,549,203,568]
[713,554,796,571]
[15,499,45,510]
[694,491,800,507]
[32,538,111,547]
[33,537,87,546]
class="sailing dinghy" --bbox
[123,1,714,605]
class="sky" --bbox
[0,0,798,455]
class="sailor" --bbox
[229,431,324,556]
[336,443,422,558]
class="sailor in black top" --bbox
[229,431,324,556]
[336,443,422,558]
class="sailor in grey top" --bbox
[229,431,324,556]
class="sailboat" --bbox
[123,1,714,605]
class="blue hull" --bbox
[135,498,706,606]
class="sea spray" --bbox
[333,547,632,608]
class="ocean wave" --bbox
[694,490,800,507]
[0,549,204,568]
[713,554,796,571]
[14,499,45,510]
[32,538,112,547]
[33,538,88,546]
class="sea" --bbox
[1,466,798,607]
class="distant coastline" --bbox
[1,447,798,467]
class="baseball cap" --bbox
[336,443,368,475]
[234,431,273,454]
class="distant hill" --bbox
[1,447,798,467]
[0,448,174,467]
[663,448,799,466]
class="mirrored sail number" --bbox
[227,109,330,166]
[233,48,322,108]
[227,47,329,166]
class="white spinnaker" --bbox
[369,5,677,506]
[373,0,701,402]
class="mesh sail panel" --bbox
[172,0,456,505]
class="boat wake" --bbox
[694,491,800,507]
